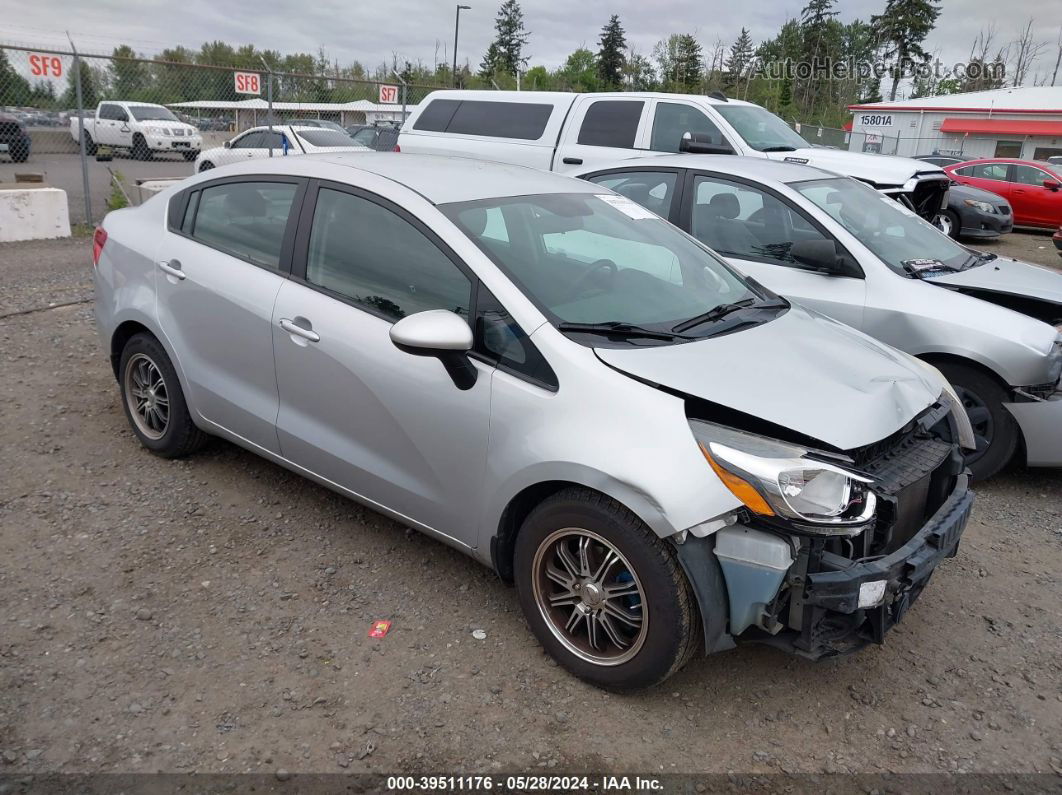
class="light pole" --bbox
[453,4,471,88]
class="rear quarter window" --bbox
[413,99,552,140]
[577,101,644,148]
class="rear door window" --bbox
[190,181,299,270]
[585,171,679,219]
[576,101,644,148]
[412,99,552,140]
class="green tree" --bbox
[62,59,98,109]
[555,48,598,91]
[488,0,530,78]
[597,15,627,89]
[871,0,941,101]
[0,49,33,106]
[110,45,149,99]
[523,64,553,89]
[725,27,755,94]
[655,34,703,92]
[798,0,842,115]
[479,41,504,80]
[623,50,657,90]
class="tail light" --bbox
[92,226,107,267]
[393,143,401,152]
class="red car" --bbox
[945,158,1062,229]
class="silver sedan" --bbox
[92,153,973,689]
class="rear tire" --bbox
[198,160,215,173]
[10,140,29,163]
[118,333,209,458]
[514,488,701,691]
[82,131,97,156]
[936,361,1019,481]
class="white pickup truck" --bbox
[70,101,202,161]
[398,90,950,220]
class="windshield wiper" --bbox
[671,298,759,333]
[556,321,689,341]
[760,145,798,152]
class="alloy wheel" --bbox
[955,384,993,464]
[124,353,170,440]
[531,528,648,666]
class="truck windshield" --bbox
[129,106,178,122]
[715,105,809,152]
[795,178,970,275]
[442,192,782,342]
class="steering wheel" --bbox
[571,259,618,297]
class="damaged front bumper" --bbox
[788,476,973,657]
[1006,388,1062,467]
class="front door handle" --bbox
[562,157,583,165]
[157,260,186,280]
[279,318,320,342]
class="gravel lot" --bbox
[0,233,1060,779]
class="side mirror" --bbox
[790,239,853,276]
[1043,179,1060,191]
[223,140,231,148]
[680,132,734,156]
[389,309,477,390]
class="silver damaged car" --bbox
[93,153,975,689]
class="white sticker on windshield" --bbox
[595,194,658,220]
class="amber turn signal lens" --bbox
[700,443,776,517]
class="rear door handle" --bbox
[562,157,583,165]
[157,260,186,280]
[279,318,320,342]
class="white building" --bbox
[847,86,1062,160]
[169,99,409,131]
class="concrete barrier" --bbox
[0,186,72,242]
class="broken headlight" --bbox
[690,421,876,537]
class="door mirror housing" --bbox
[680,132,734,156]
[223,140,232,148]
[1043,178,1060,191]
[789,239,856,277]
[390,310,477,390]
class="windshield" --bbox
[714,105,809,152]
[441,193,776,340]
[129,105,177,122]
[795,177,970,274]
[297,129,363,147]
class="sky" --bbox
[2,0,1060,85]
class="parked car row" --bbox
[195,125,369,171]
[90,90,1062,692]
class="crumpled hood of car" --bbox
[594,305,943,451]
[924,257,1062,306]
[764,147,945,187]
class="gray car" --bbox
[578,156,1062,481]
[93,153,974,689]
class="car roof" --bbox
[946,157,1056,167]
[581,154,838,185]
[430,89,760,108]
[211,153,601,204]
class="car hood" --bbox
[765,148,945,187]
[924,257,1062,305]
[947,182,1008,206]
[594,305,944,451]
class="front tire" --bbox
[514,488,701,691]
[131,134,151,161]
[937,361,1019,481]
[935,209,960,239]
[82,131,97,156]
[198,160,215,173]
[118,333,208,458]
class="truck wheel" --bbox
[514,488,701,691]
[82,131,97,156]
[118,333,209,458]
[11,140,29,163]
[198,161,215,173]
[132,134,151,161]
[937,361,1019,481]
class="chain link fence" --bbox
[1,44,445,223]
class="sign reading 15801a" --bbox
[859,114,893,127]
